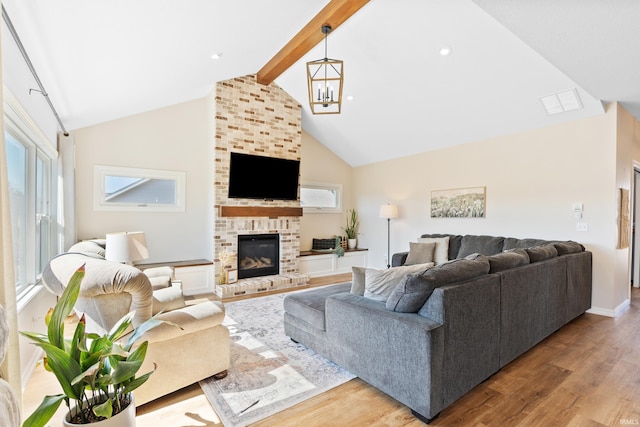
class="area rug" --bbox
[199,289,355,427]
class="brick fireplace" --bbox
[213,74,303,285]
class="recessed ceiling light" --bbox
[439,46,452,56]
[346,95,354,101]
[211,52,223,60]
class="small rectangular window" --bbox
[94,165,186,212]
[300,182,342,213]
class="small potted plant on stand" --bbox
[21,265,170,427]
[342,208,360,249]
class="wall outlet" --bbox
[576,222,589,232]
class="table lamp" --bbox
[105,231,149,265]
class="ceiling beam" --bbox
[256,0,370,85]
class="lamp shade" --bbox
[379,204,398,219]
[105,231,149,263]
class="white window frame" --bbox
[93,165,186,212]
[4,87,58,301]
[300,181,342,213]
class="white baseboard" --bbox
[587,298,630,318]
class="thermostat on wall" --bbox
[572,203,583,212]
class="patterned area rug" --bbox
[199,289,355,427]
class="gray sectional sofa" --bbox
[283,234,592,423]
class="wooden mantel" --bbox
[219,206,303,218]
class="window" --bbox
[4,92,57,297]
[300,182,342,213]
[93,165,186,212]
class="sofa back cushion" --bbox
[488,249,530,273]
[502,237,551,251]
[553,241,584,255]
[525,244,558,263]
[457,235,505,258]
[363,263,434,302]
[386,255,490,313]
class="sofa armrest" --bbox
[418,275,501,408]
[392,252,409,267]
[325,292,444,419]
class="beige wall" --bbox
[353,103,627,315]
[299,130,354,250]
[73,97,214,263]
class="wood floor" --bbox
[23,277,640,426]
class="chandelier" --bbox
[306,25,343,114]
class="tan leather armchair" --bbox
[42,240,230,405]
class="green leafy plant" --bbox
[21,265,169,426]
[342,208,360,239]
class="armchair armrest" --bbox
[142,301,226,343]
[152,284,186,314]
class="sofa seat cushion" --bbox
[457,235,505,258]
[488,249,530,273]
[284,283,351,331]
[387,255,490,313]
[363,263,434,302]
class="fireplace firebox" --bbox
[237,234,280,279]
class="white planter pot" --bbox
[63,394,135,427]
[347,239,357,249]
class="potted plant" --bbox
[342,208,360,249]
[21,265,169,426]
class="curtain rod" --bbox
[2,5,69,136]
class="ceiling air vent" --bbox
[540,89,583,115]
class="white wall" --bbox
[353,104,625,315]
[73,97,214,263]
[299,130,354,250]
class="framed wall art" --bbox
[431,186,486,218]
[226,269,238,284]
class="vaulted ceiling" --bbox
[3,1,639,166]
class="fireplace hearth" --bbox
[237,234,280,279]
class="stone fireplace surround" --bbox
[213,74,310,298]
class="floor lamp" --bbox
[379,204,398,268]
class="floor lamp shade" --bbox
[105,231,149,264]
[379,204,398,219]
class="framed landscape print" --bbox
[431,186,486,218]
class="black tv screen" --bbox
[228,152,300,201]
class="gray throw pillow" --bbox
[488,249,530,273]
[525,244,558,263]
[416,236,450,264]
[404,242,436,265]
[386,255,490,312]
[386,273,437,312]
[350,266,366,296]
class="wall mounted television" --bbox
[228,152,300,201]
